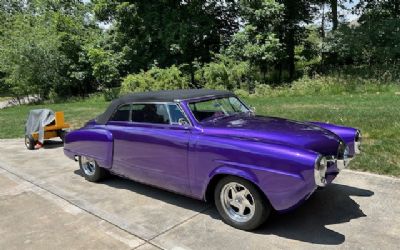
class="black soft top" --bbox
[96,89,233,124]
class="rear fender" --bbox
[64,128,113,169]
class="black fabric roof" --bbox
[96,89,234,124]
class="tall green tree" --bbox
[278,0,317,81]
[0,14,65,99]
[92,0,240,87]
[0,0,101,99]
[226,0,283,85]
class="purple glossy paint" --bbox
[64,91,360,212]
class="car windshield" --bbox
[189,96,250,122]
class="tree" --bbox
[92,0,240,87]
[278,0,317,81]
[330,0,338,30]
[87,47,121,90]
[225,0,283,87]
[326,0,400,66]
[0,0,101,99]
[0,14,65,99]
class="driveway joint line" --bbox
[147,205,213,243]
[0,164,161,250]
[132,242,164,250]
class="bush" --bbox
[103,87,121,101]
[251,75,400,98]
[234,89,250,98]
[120,65,189,95]
[196,55,252,91]
[254,84,273,97]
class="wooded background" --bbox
[1,0,399,101]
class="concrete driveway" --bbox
[0,139,399,249]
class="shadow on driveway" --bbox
[74,170,373,245]
[43,140,64,149]
[255,184,374,245]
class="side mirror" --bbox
[178,118,189,126]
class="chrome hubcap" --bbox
[81,156,96,176]
[25,137,30,147]
[220,182,255,223]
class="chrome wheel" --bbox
[80,156,96,176]
[220,182,255,223]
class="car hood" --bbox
[201,115,342,156]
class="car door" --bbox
[107,103,191,195]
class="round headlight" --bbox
[314,156,328,187]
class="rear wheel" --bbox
[25,135,36,150]
[79,156,108,182]
[214,176,271,231]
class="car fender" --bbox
[193,137,319,210]
[209,164,260,185]
[201,164,260,202]
[310,121,358,155]
[63,128,114,169]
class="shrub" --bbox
[252,75,400,98]
[254,84,273,97]
[103,87,121,101]
[120,65,189,94]
[196,55,252,91]
[234,89,250,98]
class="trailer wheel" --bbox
[25,135,36,150]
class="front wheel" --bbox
[79,156,108,182]
[214,176,271,231]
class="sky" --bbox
[343,0,360,22]
[314,0,360,30]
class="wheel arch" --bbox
[204,170,271,208]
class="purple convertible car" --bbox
[64,89,361,230]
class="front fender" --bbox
[310,122,358,155]
[202,160,316,211]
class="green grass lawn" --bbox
[0,93,399,177]
[0,97,109,140]
[245,93,400,177]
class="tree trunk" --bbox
[394,1,400,18]
[278,63,283,83]
[189,62,196,88]
[262,65,268,84]
[330,0,338,31]
[321,3,325,38]
[330,1,338,65]
[283,0,296,81]
[287,29,295,81]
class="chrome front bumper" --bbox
[355,140,361,154]
[336,158,351,170]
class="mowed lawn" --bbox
[0,93,399,176]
